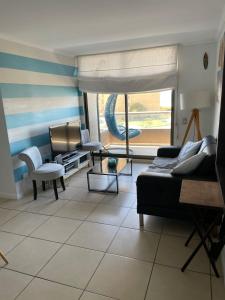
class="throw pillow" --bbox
[172,152,206,175]
[178,140,202,162]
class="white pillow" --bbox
[178,140,202,162]
[172,152,206,175]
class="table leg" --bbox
[194,217,220,277]
[0,250,8,264]
[181,209,220,277]
[185,228,196,247]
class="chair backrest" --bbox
[81,129,90,144]
[104,94,125,140]
[18,146,43,172]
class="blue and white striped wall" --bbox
[0,39,83,197]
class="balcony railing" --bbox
[99,111,172,147]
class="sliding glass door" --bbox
[86,89,174,157]
[127,90,173,156]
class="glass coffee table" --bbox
[87,157,132,193]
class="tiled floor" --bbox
[0,162,224,300]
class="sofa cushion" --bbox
[198,135,217,155]
[152,157,178,169]
[178,140,202,162]
[172,152,206,175]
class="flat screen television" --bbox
[49,120,81,155]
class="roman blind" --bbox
[77,45,177,93]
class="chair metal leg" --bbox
[139,214,144,227]
[53,180,58,200]
[0,250,8,264]
[60,176,65,191]
[32,180,37,200]
[42,181,46,191]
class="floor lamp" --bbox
[180,91,211,145]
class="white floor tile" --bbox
[1,212,49,235]
[108,227,160,262]
[211,277,225,300]
[0,198,32,211]
[101,192,136,208]
[80,291,116,300]
[117,181,136,193]
[146,264,211,300]
[31,216,82,243]
[68,176,88,188]
[0,269,33,300]
[58,187,84,201]
[67,221,118,251]
[39,244,104,289]
[156,234,210,274]
[162,218,194,238]
[0,208,19,226]
[17,278,82,300]
[61,187,105,203]
[0,231,24,254]
[55,201,97,220]
[122,209,164,233]
[87,253,152,300]
[24,198,68,215]
[5,237,60,275]
[87,204,129,226]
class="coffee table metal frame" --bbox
[87,158,132,194]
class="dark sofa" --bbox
[136,136,217,224]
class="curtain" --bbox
[77,45,177,93]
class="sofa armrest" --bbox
[136,172,182,208]
[157,146,181,158]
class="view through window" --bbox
[97,90,173,156]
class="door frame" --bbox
[84,90,175,158]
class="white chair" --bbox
[18,146,65,200]
[81,129,103,165]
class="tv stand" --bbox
[54,150,90,179]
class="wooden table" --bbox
[179,180,224,277]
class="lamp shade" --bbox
[180,90,211,110]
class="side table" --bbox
[179,180,224,277]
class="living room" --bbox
[0,1,225,299]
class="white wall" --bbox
[87,93,99,141]
[0,38,80,199]
[177,43,217,143]
[0,95,17,199]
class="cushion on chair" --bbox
[18,146,43,172]
[30,163,65,181]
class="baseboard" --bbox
[0,192,17,199]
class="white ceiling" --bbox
[0,0,225,56]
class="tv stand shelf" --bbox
[55,150,90,179]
